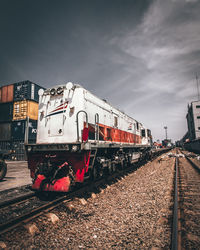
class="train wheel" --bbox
[0,160,7,181]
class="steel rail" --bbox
[171,156,178,250]
[179,149,200,174]
[172,148,200,250]
[184,156,200,174]
[0,192,35,209]
[0,193,67,234]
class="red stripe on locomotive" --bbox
[87,122,141,144]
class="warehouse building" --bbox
[186,100,200,140]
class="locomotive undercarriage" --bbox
[87,147,151,181]
[26,144,151,192]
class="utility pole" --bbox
[164,126,168,140]
[196,74,200,101]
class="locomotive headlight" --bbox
[38,88,44,96]
[50,88,56,96]
[27,146,32,152]
[57,87,64,95]
[66,82,73,89]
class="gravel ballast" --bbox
[1,152,175,249]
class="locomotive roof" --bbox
[43,83,147,129]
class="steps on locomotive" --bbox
[84,149,97,180]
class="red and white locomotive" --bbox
[26,82,152,192]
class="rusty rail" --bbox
[171,156,178,250]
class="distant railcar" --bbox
[26,82,152,192]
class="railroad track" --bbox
[171,150,200,249]
[0,160,143,235]
[0,148,170,235]
[0,190,35,209]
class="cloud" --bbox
[0,0,199,141]
[185,0,198,2]
[107,0,200,140]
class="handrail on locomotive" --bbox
[95,113,99,142]
[76,110,88,142]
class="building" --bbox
[186,100,200,140]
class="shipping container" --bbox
[12,140,25,153]
[0,122,11,141]
[12,153,26,161]
[0,141,12,151]
[13,100,38,121]
[11,153,24,161]
[0,141,12,160]
[11,119,37,141]
[0,102,13,122]
[11,140,25,160]
[14,80,45,102]
[11,140,35,161]
[0,84,14,103]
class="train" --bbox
[25,82,153,192]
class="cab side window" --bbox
[141,129,146,137]
[114,116,118,127]
[136,122,139,130]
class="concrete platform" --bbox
[0,161,31,191]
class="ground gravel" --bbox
[1,152,175,249]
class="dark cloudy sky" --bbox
[1,0,200,142]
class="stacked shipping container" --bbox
[0,84,14,103]
[13,100,38,121]
[0,81,45,160]
[0,84,15,150]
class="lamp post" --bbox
[164,126,168,140]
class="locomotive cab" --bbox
[37,82,86,144]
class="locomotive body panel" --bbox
[36,84,151,147]
[83,90,142,144]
